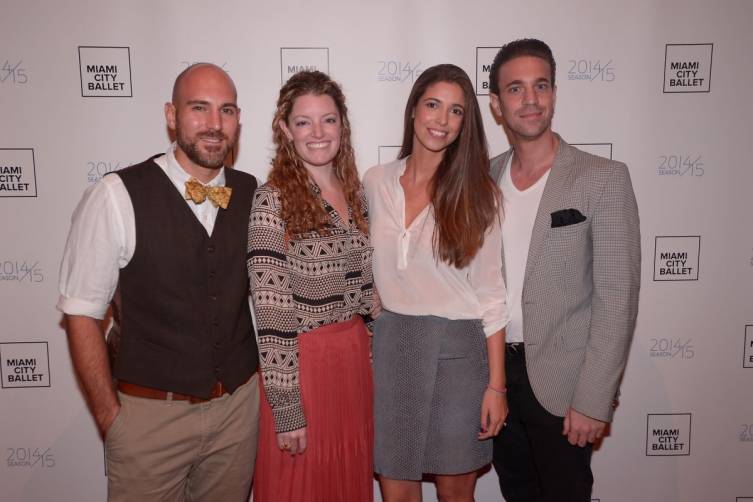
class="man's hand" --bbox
[562,407,606,447]
[277,427,307,456]
[65,315,121,440]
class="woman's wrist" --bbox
[486,384,507,395]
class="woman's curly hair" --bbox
[267,71,367,235]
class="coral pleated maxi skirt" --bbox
[252,316,374,502]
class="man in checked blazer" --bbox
[488,39,641,502]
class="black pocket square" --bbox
[551,208,586,228]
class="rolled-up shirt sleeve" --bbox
[468,216,509,337]
[57,175,133,319]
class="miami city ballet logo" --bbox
[646,413,691,456]
[653,236,700,281]
[78,46,133,97]
[280,47,329,85]
[663,44,713,93]
[0,342,51,388]
[0,148,36,197]
[475,47,500,96]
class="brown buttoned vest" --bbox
[113,156,258,398]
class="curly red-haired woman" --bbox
[247,71,377,502]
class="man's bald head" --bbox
[165,62,241,180]
[171,63,237,105]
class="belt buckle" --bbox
[214,381,226,397]
[188,382,224,404]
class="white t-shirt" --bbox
[363,158,509,337]
[499,155,550,343]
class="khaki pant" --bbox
[105,374,260,502]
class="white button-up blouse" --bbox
[363,158,509,337]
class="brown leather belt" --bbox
[117,371,255,404]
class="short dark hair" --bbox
[488,38,556,95]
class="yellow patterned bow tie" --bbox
[184,177,232,209]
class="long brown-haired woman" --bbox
[363,64,509,501]
[248,71,377,501]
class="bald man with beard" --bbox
[58,63,260,502]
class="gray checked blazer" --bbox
[491,137,640,422]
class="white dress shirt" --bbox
[57,144,226,319]
[363,158,509,337]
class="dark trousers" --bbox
[492,345,593,502]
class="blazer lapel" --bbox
[523,138,575,286]
[492,150,512,284]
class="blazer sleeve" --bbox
[570,162,641,422]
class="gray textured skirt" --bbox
[373,310,491,480]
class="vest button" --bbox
[215,367,221,374]
[214,341,221,349]
[210,295,217,301]
[212,319,220,327]
[207,245,216,253]
[209,271,216,279]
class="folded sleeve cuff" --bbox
[483,317,509,338]
[56,295,108,320]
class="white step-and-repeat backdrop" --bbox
[2,1,752,500]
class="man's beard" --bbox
[177,129,235,169]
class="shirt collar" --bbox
[390,156,408,192]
